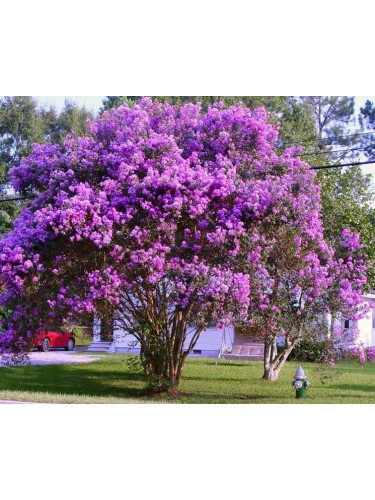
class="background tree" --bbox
[44,100,92,144]
[0,96,93,235]
[0,97,46,235]
[0,97,46,191]
[100,96,140,113]
[359,99,375,159]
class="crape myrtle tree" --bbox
[245,224,367,380]
[0,98,367,389]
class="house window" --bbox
[372,309,375,330]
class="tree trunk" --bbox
[262,338,296,381]
[262,365,279,381]
[139,311,199,394]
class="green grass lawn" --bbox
[0,355,375,404]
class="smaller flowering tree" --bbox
[350,344,366,366]
[244,225,368,380]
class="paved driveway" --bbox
[28,351,102,365]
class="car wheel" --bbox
[65,339,75,351]
[41,338,50,352]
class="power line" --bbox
[300,147,367,157]
[312,160,375,170]
[283,130,375,147]
[0,196,32,203]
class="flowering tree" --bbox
[0,98,367,389]
[244,226,367,380]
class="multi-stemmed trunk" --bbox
[118,290,205,393]
[262,338,297,381]
[135,309,203,394]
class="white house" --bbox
[356,294,375,347]
[86,294,375,356]
[87,318,233,357]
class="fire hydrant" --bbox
[292,365,311,399]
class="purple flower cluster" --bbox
[351,343,366,366]
[366,347,375,362]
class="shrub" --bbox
[289,338,330,363]
[71,326,92,346]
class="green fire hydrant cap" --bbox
[294,365,307,380]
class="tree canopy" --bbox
[359,99,375,159]
[100,96,375,289]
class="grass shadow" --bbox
[323,384,375,394]
[0,364,148,399]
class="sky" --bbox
[36,95,374,115]
[36,96,105,113]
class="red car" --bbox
[33,331,75,352]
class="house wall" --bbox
[187,327,233,356]
[94,295,375,354]
[357,296,375,347]
[112,325,231,357]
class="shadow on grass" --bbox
[0,365,148,399]
[170,391,273,403]
[323,384,375,394]
[213,362,264,368]
[182,375,258,383]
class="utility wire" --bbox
[283,130,375,147]
[300,147,367,157]
[0,196,33,203]
[312,160,375,170]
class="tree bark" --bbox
[262,338,296,381]
[119,293,202,394]
[262,365,279,381]
[140,310,199,393]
